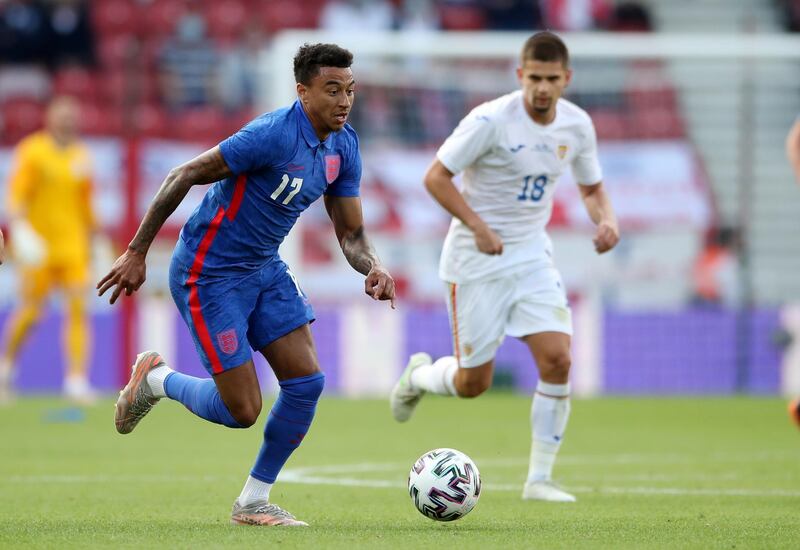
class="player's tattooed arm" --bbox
[128,147,232,254]
[324,195,396,308]
[97,147,232,304]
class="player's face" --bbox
[46,98,81,142]
[298,67,355,139]
[517,59,571,121]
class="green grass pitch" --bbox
[1,394,799,548]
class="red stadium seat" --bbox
[53,68,100,103]
[79,102,125,136]
[587,108,628,141]
[97,33,139,69]
[92,0,140,37]
[261,0,320,31]
[222,108,257,136]
[142,0,190,39]
[632,106,685,140]
[438,4,487,30]
[625,86,678,111]
[1,99,45,145]
[99,70,131,106]
[206,0,249,42]
[169,106,227,142]
[132,103,169,137]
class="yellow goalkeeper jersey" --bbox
[7,131,95,266]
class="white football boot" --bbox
[522,480,577,502]
[389,352,431,422]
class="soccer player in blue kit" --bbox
[97,43,396,526]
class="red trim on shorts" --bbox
[449,283,461,364]
[225,173,247,222]
[186,206,226,374]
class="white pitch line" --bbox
[277,472,800,498]
[4,472,799,498]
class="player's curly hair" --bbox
[521,32,569,68]
[293,43,354,85]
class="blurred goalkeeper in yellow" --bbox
[0,96,97,404]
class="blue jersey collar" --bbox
[295,100,335,150]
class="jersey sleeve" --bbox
[571,120,603,185]
[218,116,281,174]
[325,132,361,197]
[6,140,37,217]
[436,111,498,175]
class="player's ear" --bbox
[515,66,523,84]
[564,68,573,87]
[296,82,308,102]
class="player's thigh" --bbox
[168,257,258,377]
[58,262,89,307]
[446,279,511,368]
[212,358,262,424]
[259,324,320,381]
[507,266,573,382]
[19,264,55,304]
[247,262,318,380]
[507,266,572,340]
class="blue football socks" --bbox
[250,372,325,483]
[163,372,243,428]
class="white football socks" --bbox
[238,475,273,505]
[410,356,458,396]
[146,365,173,398]
[527,381,571,483]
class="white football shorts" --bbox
[444,265,572,368]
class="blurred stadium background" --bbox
[1,0,800,399]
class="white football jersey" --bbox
[436,90,602,283]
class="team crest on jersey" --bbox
[557,145,568,159]
[325,154,341,184]
[217,329,238,355]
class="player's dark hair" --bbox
[293,43,354,85]
[521,32,569,68]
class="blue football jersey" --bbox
[173,100,361,274]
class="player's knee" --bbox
[229,400,262,428]
[539,351,571,380]
[456,378,491,398]
[280,372,325,408]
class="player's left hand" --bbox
[365,265,396,309]
[593,220,619,254]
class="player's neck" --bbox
[49,130,76,149]
[523,99,557,126]
[530,108,556,126]
[301,104,331,143]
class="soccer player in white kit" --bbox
[390,32,619,502]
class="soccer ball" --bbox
[407,448,481,522]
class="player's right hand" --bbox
[96,247,147,304]
[473,222,503,255]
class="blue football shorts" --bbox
[168,255,315,375]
